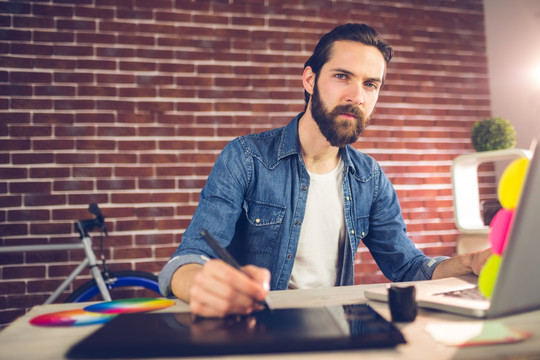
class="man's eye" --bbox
[365,82,379,90]
[335,74,347,80]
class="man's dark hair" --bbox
[303,23,393,104]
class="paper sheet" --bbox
[425,321,531,347]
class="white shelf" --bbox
[451,148,531,234]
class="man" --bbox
[159,23,490,317]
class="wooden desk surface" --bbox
[1,282,539,360]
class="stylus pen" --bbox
[199,229,272,311]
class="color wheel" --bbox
[29,298,175,327]
[29,309,114,327]
[83,297,175,314]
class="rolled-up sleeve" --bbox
[158,254,209,297]
[412,256,450,281]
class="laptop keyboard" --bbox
[435,286,487,301]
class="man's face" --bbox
[308,41,386,147]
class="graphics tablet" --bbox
[67,303,405,358]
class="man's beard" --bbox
[310,81,370,147]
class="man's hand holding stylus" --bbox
[171,260,271,318]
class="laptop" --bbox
[66,303,405,358]
[366,138,540,318]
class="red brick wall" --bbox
[0,0,492,327]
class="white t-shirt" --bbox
[288,158,346,289]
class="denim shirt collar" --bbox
[279,112,358,177]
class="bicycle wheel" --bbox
[65,270,161,303]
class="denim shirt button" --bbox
[287,254,292,260]
[346,196,350,201]
[295,220,301,226]
[351,230,355,235]
[301,185,307,191]
[255,218,261,224]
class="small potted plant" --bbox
[469,117,517,225]
[471,117,517,152]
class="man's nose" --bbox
[346,82,364,105]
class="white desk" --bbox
[1,282,539,360]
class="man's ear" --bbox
[302,66,316,96]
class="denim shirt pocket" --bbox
[355,215,370,242]
[242,198,286,254]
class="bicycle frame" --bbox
[0,224,112,304]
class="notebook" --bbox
[66,303,405,358]
[365,138,540,318]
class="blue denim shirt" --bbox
[159,114,448,296]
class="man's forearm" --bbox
[431,248,491,279]
[171,263,203,302]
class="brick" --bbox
[12,153,54,165]
[97,126,136,136]
[111,192,151,204]
[137,101,174,112]
[77,59,116,70]
[32,4,73,17]
[0,223,28,236]
[78,86,117,97]
[0,281,25,294]
[97,100,135,111]
[155,10,190,22]
[158,140,195,150]
[30,167,70,178]
[150,192,189,203]
[76,33,115,45]
[10,71,52,83]
[96,73,134,84]
[118,140,156,151]
[0,85,32,96]
[73,167,113,178]
[97,153,137,163]
[0,29,31,41]
[56,153,96,164]
[138,178,175,189]
[53,45,94,56]
[118,87,156,97]
[76,139,116,150]
[97,179,136,190]
[138,126,176,137]
[0,55,34,68]
[139,153,178,164]
[10,181,52,194]
[74,6,114,19]
[119,61,156,72]
[34,30,74,43]
[54,72,94,83]
[3,265,45,279]
[10,125,52,137]
[0,2,30,14]
[75,113,115,124]
[135,232,174,245]
[53,180,94,192]
[68,193,108,205]
[115,166,154,177]
[0,195,22,207]
[56,19,96,31]
[157,218,191,230]
[116,7,154,20]
[157,63,195,73]
[55,125,95,137]
[24,194,66,207]
[0,167,28,179]
[0,139,30,151]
